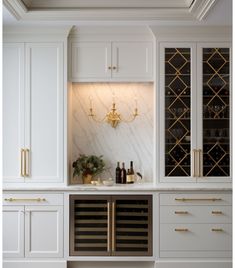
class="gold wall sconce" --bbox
[88,97,139,128]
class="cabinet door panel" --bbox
[69,195,111,256]
[71,42,111,80]
[160,44,197,182]
[3,43,25,183]
[3,206,24,258]
[112,195,152,256]
[197,44,231,182]
[25,206,63,258]
[112,42,153,80]
[25,43,63,182]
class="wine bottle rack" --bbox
[165,48,191,177]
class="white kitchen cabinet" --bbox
[3,42,64,184]
[3,193,64,259]
[3,43,25,183]
[3,206,24,258]
[70,41,153,82]
[25,206,63,258]
[159,42,231,183]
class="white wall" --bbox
[70,82,154,183]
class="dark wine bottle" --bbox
[115,162,121,184]
[120,162,126,184]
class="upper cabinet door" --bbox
[112,42,153,81]
[70,42,112,81]
[3,43,25,183]
[25,43,64,183]
[160,43,197,182]
[197,43,231,183]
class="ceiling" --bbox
[2,0,232,26]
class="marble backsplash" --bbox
[70,83,154,183]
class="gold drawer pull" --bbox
[175,228,188,232]
[112,202,116,252]
[212,228,223,232]
[175,211,188,214]
[175,198,222,202]
[21,149,25,177]
[107,202,111,252]
[4,198,46,202]
[212,211,223,215]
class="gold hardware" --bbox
[175,198,222,202]
[212,211,223,215]
[21,149,25,177]
[4,198,46,202]
[212,228,223,232]
[175,211,188,214]
[107,202,111,252]
[112,202,115,252]
[198,149,202,177]
[175,228,188,232]
[112,66,117,70]
[193,149,197,177]
[25,149,30,177]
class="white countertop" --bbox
[3,182,232,192]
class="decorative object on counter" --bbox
[120,162,127,184]
[102,178,114,186]
[115,162,121,184]
[72,154,105,184]
[88,94,139,128]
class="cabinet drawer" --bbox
[160,206,232,224]
[160,193,232,206]
[3,193,63,206]
[160,223,232,252]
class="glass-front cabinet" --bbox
[160,43,231,183]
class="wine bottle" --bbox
[115,162,121,184]
[129,161,135,183]
[120,162,126,184]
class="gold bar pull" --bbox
[25,149,30,177]
[107,202,111,253]
[4,198,46,202]
[175,228,189,232]
[21,149,25,177]
[198,149,202,177]
[212,211,223,215]
[175,198,222,202]
[175,211,188,214]
[192,149,197,177]
[212,228,223,232]
[112,202,116,252]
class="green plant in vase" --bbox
[72,154,105,184]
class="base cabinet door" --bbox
[3,206,24,258]
[25,206,63,258]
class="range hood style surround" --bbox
[4,0,217,21]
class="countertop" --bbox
[3,182,232,192]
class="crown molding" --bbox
[3,0,218,21]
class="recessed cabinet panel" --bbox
[25,43,64,182]
[164,47,192,177]
[202,48,230,177]
[3,206,24,258]
[71,42,112,80]
[3,43,25,182]
[112,42,153,79]
[25,206,63,258]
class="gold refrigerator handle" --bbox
[192,149,197,177]
[112,202,116,252]
[198,149,202,177]
[21,149,25,177]
[25,149,30,177]
[107,202,111,253]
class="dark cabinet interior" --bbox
[70,195,152,256]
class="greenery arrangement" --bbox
[72,154,105,177]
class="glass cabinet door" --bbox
[164,47,194,178]
[201,47,230,178]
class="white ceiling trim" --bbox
[3,0,218,21]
